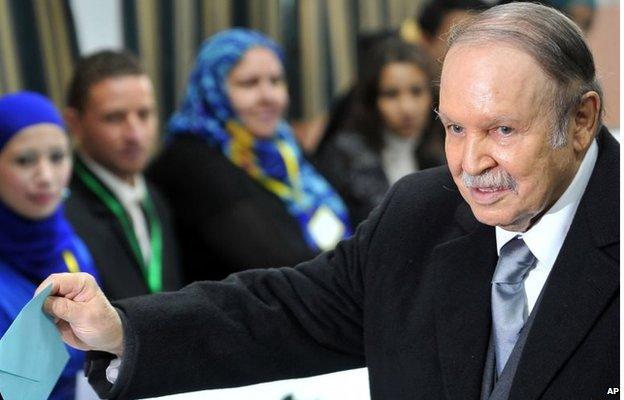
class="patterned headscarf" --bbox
[0,91,100,400]
[169,28,352,251]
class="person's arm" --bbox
[95,239,373,399]
[37,178,399,399]
[40,250,369,399]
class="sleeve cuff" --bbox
[84,307,136,399]
[106,357,123,383]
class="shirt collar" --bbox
[78,152,147,206]
[495,139,598,266]
[382,130,420,153]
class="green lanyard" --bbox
[74,160,163,293]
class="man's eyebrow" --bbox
[102,109,126,115]
[433,108,451,122]
[489,115,521,125]
[434,109,522,126]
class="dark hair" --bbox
[448,2,603,147]
[344,37,435,153]
[66,50,146,112]
[354,30,397,76]
[418,0,490,37]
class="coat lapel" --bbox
[74,171,144,272]
[434,203,497,400]
[509,129,620,400]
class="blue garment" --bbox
[0,201,100,400]
[168,28,352,251]
[0,91,65,150]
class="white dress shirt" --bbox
[495,139,598,313]
[380,131,420,185]
[79,154,152,263]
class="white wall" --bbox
[70,0,123,55]
[146,368,371,400]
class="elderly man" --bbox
[40,3,617,400]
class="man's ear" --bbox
[570,91,600,153]
[63,107,82,145]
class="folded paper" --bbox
[0,284,69,400]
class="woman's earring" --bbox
[62,187,71,201]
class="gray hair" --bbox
[447,2,603,148]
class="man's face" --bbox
[68,75,158,184]
[439,44,582,232]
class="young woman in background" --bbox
[315,37,445,225]
[0,91,100,400]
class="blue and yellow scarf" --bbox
[168,28,352,251]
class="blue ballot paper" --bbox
[0,284,70,400]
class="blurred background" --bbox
[0,0,619,143]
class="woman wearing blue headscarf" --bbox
[0,91,100,400]
[148,29,352,282]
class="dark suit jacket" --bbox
[147,134,316,283]
[89,128,618,400]
[65,165,183,300]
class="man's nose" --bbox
[461,133,496,175]
[124,114,145,140]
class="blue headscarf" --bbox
[0,91,100,400]
[168,29,352,251]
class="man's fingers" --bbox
[57,320,89,351]
[36,272,98,300]
[35,274,60,296]
[44,295,81,324]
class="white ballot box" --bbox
[144,367,370,400]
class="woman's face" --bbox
[0,124,71,219]
[227,47,289,139]
[376,62,432,140]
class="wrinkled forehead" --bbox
[440,43,550,105]
[438,43,554,125]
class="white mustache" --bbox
[461,169,518,193]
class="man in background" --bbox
[64,50,182,300]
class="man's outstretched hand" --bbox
[36,272,124,357]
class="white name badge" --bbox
[308,206,345,251]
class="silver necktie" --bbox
[491,237,537,376]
